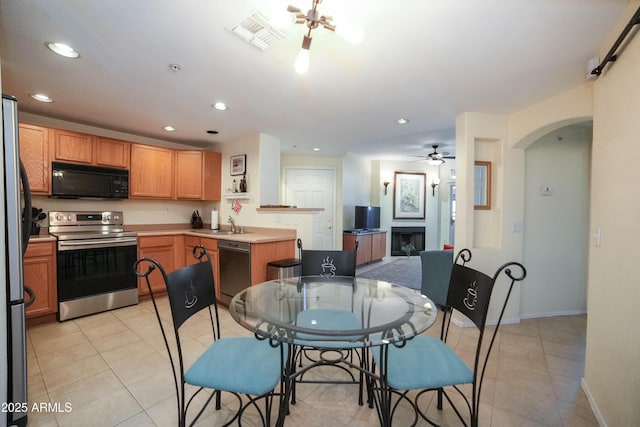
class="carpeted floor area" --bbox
[357,256,422,289]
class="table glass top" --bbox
[229,276,437,347]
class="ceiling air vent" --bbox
[231,12,287,51]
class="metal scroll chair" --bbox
[291,238,366,405]
[134,245,286,427]
[372,248,527,427]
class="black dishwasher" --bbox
[218,240,251,305]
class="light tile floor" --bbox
[26,296,597,426]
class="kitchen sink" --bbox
[192,229,250,236]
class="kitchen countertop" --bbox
[35,224,296,244]
[27,234,56,243]
[131,225,296,244]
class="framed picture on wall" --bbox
[393,171,426,219]
[474,161,492,210]
[230,154,246,176]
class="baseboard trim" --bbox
[452,310,586,328]
[520,309,586,319]
[581,378,607,427]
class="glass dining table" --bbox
[229,275,438,426]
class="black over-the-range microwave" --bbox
[51,161,129,199]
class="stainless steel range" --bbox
[49,211,138,321]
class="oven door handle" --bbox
[57,237,138,251]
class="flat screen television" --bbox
[354,205,381,231]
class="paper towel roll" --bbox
[210,210,219,230]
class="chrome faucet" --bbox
[228,215,236,233]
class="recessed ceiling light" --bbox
[163,125,176,132]
[29,93,54,103]
[313,147,320,151]
[212,102,228,111]
[46,42,79,58]
[206,130,219,135]
[396,118,409,125]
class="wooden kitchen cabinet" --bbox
[95,137,130,169]
[130,144,175,199]
[251,239,296,284]
[52,129,94,164]
[19,123,50,195]
[137,235,179,295]
[371,232,387,262]
[23,241,57,318]
[175,150,222,201]
[343,231,387,266]
[184,236,221,300]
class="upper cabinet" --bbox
[130,144,175,199]
[18,123,50,195]
[51,129,130,169]
[52,129,94,164]
[18,122,221,200]
[175,150,221,201]
[95,137,131,169]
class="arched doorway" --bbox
[521,122,592,317]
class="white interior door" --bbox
[285,167,335,249]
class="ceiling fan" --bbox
[413,145,456,165]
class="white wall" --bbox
[585,1,640,424]
[32,196,205,226]
[378,160,442,253]
[342,153,372,230]
[455,113,525,324]
[522,125,591,317]
[258,134,280,206]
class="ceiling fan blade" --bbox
[287,5,302,13]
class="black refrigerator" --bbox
[2,94,33,427]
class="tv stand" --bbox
[343,230,387,266]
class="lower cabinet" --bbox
[343,231,387,266]
[137,235,179,296]
[250,240,296,284]
[24,241,57,318]
[138,234,294,301]
[184,236,220,300]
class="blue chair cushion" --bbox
[373,336,473,390]
[184,337,284,396]
[294,309,363,349]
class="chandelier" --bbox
[287,0,337,73]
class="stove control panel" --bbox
[49,211,124,227]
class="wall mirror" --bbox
[474,161,491,210]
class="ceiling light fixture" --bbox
[46,42,79,58]
[206,130,219,135]
[29,93,54,103]
[427,158,445,166]
[288,0,337,74]
[163,125,176,132]
[313,147,320,151]
[396,118,409,125]
[212,102,228,111]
